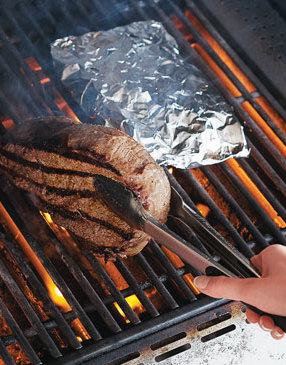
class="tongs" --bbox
[94,175,286,332]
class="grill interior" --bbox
[0,0,286,364]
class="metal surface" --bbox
[194,0,286,110]
[0,0,285,364]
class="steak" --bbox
[0,117,171,259]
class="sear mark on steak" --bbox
[0,117,171,259]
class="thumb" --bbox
[193,275,259,302]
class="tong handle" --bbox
[206,269,286,333]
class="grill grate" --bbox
[0,0,285,364]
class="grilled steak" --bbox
[0,117,171,259]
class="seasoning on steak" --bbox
[0,117,171,259]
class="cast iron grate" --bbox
[0,0,285,364]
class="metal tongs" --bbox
[94,175,286,332]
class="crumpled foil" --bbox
[51,20,249,168]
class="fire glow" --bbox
[25,57,80,123]
[0,202,89,342]
[172,11,286,229]
[114,295,145,324]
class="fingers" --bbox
[194,276,286,316]
[253,245,286,277]
[193,276,258,302]
[271,327,284,340]
[246,310,284,340]
[259,315,274,331]
[250,254,262,273]
[256,315,284,340]
[245,308,259,323]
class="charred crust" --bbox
[39,198,134,241]
[70,233,126,260]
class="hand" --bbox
[193,244,286,340]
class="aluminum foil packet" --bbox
[51,20,249,168]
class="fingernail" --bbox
[272,328,284,340]
[193,276,209,290]
[259,316,273,332]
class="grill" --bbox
[0,0,286,364]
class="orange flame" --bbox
[255,96,286,135]
[114,295,144,323]
[25,57,80,123]
[0,202,67,307]
[184,10,256,93]
[162,246,200,295]
[172,12,286,228]
[1,119,15,130]
[241,101,286,159]
[196,203,210,218]
[226,159,285,228]
[0,203,90,340]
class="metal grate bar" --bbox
[0,258,62,358]
[149,240,197,302]
[85,253,141,325]
[181,169,254,258]
[0,263,196,348]
[142,0,286,172]
[164,169,210,256]
[98,268,189,306]
[51,238,122,333]
[0,297,41,365]
[201,167,269,250]
[0,337,16,365]
[114,257,160,318]
[56,3,79,28]
[0,89,21,125]
[0,233,82,350]
[221,163,286,245]
[167,0,286,146]
[0,184,102,342]
[21,235,102,341]
[0,54,48,118]
[135,252,179,309]
[70,0,95,29]
[238,159,286,221]
[0,25,54,107]
[1,10,64,117]
[18,4,49,42]
[184,0,286,122]
[246,138,286,198]
[22,3,92,124]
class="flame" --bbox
[0,202,67,307]
[168,167,174,174]
[196,203,210,218]
[183,10,256,93]
[42,212,148,323]
[192,43,241,97]
[114,295,145,323]
[241,101,286,159]
[1,119,15,130]
[0,203,90,340]
[40,77,51,85]
[226,159,285,228]
[54,90,80,123]
[255,96,286,135]
[172,12,286,228]
[25,57,80,123]
[161,246,200,295]
[183,12,286,157]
